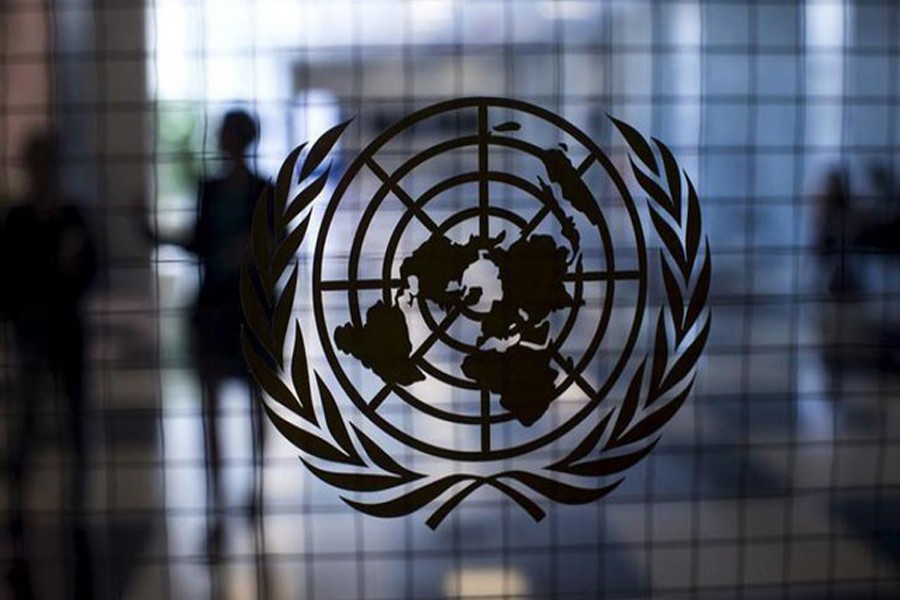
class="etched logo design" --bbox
[241,97,710,527]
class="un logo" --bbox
[241,98,710,528]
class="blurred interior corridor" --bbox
[2,1,900,598]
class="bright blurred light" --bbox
[412,0,454,31]
[442,567,530,598]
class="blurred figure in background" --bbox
[856,161,900,255]
[139,109,270,557]
[867,161,897,208]
[1,130,97,599]
[814,167,861,400]
[815,167,859,299]
[814,165,900,388]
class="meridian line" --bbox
[320,278,404,292]
[411,305,462,361]
[481,388,491,453]
[520,204,551,238]
[576,154,594,176]
[366,157,440,232]
[478,103,490,239]
[565,269,641,282]
[552,352,597,400]
[369,386,392,411]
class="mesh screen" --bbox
[2,1,900,598]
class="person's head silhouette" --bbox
[23,130,61,202]
[218,109,258,162]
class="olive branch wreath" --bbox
[240,116,710,529]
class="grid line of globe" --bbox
[312,98,647,461]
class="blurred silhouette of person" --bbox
[813,167,861,391]
[138,110,271,557]
[1,131,96,599]
[855,161,900,255]
[855,163,900,370]
[867,161,897,206]
[815,168,860,298]
[814,165,900,379]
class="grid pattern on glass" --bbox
[1,1,899,598]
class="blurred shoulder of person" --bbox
[853,162,900,253]
[0,131,97,323]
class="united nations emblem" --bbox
[241,97,710,528]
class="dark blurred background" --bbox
[2,0,900,598]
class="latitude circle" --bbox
[407,204,580,394]
[370,165,602,398]
[356,128,616,425]
[411,204,584,359]
[312,97,648,462]
[419,206,529,355]
[368,169,598,396]
[379,170,544,308]
[368,145,607,369]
